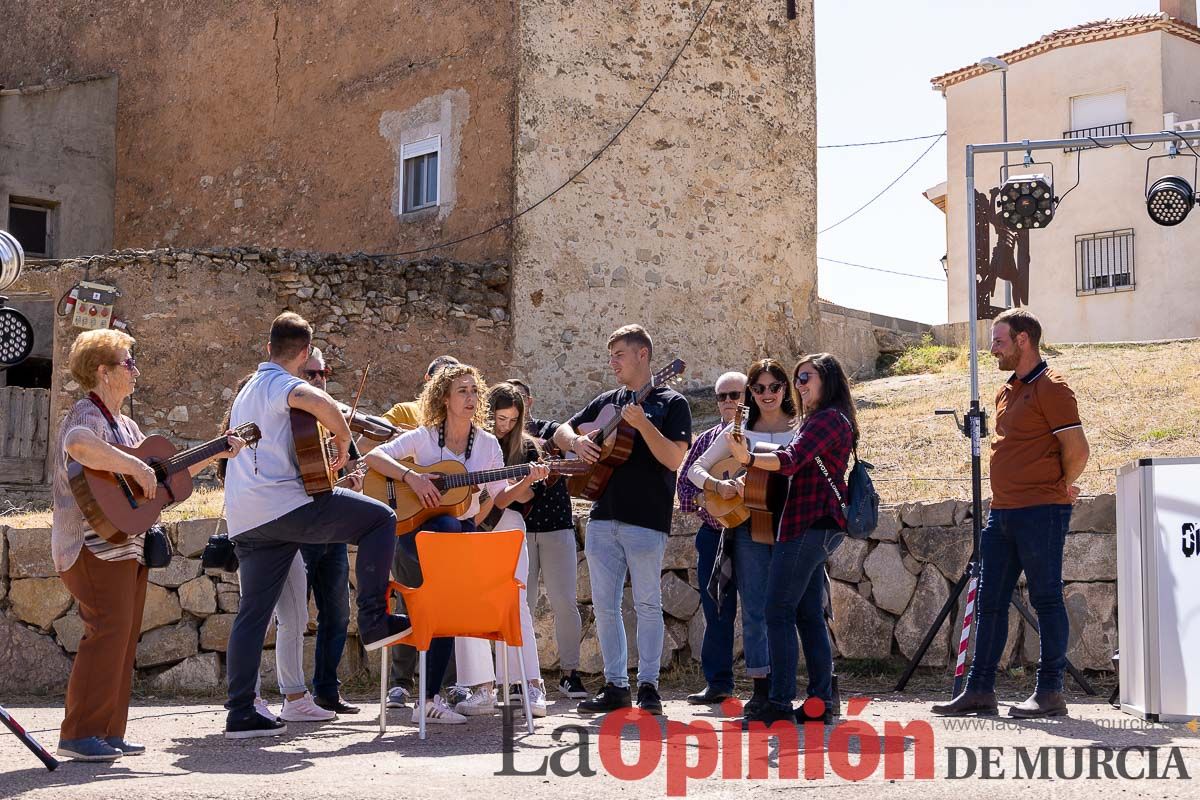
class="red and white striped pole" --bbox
[952,570,979,696]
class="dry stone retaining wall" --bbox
[0,495,1118,696]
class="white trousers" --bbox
[249,550,309,697]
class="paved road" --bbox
[3,688,1198,799]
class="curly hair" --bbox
[68,329,136,391]
[417,364,490,429]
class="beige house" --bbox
[927,2,1200,343]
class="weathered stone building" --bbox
[2,1,818,417]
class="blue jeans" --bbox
[695,524,737,693]
[585,519,667,688]
[300,543,350,700]
[731,522,773,678]
[226,489,402,718]
[967,504,1071,695]
[766,530,844,711]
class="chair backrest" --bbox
[394,529,525,652]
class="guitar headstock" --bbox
[652,358,687,389]
[235,422,263,446]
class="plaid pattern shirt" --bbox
[677,423,724,530]
[775,407,853,542]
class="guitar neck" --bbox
[438,463,533,490]
[599,379,658,439]
[152,436,231,478]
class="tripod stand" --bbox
[893,406,1095,696]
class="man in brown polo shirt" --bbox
[933,308,1089,719]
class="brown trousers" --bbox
[58,547,149,741]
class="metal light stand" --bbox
[896,128,1200,695]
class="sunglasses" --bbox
[794,371,815,387]
[303,368,333,380]
[111,356,136,371]
[749,381,785,395]
[715,390,742,402]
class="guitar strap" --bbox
[87,392,175,504]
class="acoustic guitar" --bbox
[362,457,589,534]
[69,422,262,544]
[702,404,751,528]
[291,408,340,495]
[565,358,687,501]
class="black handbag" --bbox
[201,533,239,573]
[143,524,174,569]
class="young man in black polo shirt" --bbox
[553,325,692,714]
[506,378,587,699]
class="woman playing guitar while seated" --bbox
[363,365,548,725]
[52,329,246,762]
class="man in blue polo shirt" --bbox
[223,312,416,739]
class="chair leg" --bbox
[418,649,427,741]
[516,644,534,734]
[379,645,388,734]
[501,643,511,711]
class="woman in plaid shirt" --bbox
[728,353,857,726]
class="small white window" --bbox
[401,136,440,213]
[1070,90,1127,131]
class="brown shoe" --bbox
[931,690,998,716]
[1008,692,1067,718]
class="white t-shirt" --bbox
[688,422,795,490]
[373,425,507,520]
[226,362,312,535]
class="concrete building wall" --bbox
[0,1,518,260]
[942,31,1200,343]
[510,0,818,417]
[0,77,117,257]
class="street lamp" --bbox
[978,56,1012,306]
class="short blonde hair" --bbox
[417,364,489,429]
[69,329,135,391]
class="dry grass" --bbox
[855,340,1200,504]
[1,486,226,529]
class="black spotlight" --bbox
[1145,153,1198,226]
[997,173,1055,230]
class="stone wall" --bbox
[510,0,820,418]
[818,301,933,380]
[0,495,1118,697]
[2,247,510,506]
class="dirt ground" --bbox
[3,672,1198,800]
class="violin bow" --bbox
[347,361,372,422]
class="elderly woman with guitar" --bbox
[52,329,247,761]
[363,365,549,725]
[687,358,797,720]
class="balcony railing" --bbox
[1062,121,1133,152]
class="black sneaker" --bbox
[636,683,663,715]
[794,697,834,725]
[361,614,412,652]
[559,671,589,699]
[314,695,361,715]
[743,704,795,730]
[577,682,632,714]
[225,712,288,739]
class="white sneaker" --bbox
[280,693,338,723]
[386,686,411,709]
[520,684,548,718]
[413,695,467,725]
[254,696,279,722]
[455,686,497,716]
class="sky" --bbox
[813,0,1163,323]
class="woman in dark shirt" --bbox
[728,353,857,726]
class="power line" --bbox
[366,0,717,260]
[818,132,946,149]
[818,256,946,283]
[817,132,946,235]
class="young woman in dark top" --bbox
[728,353,857,726]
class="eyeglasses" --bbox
[112,357,136,371]
[715,390,742,402]
[749,381,785,395]
[303,368,332,380]
[794,371,814,387]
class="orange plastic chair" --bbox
[378,529,533,739]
